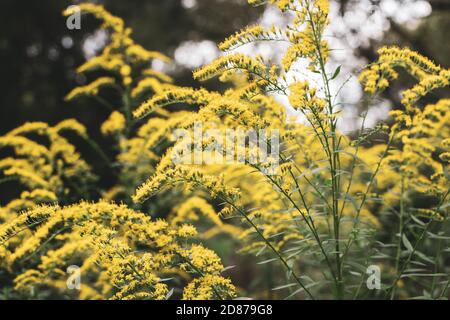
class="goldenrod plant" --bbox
[0,1,448,300]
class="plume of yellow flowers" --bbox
[1,1,448,301]
[0,201,236,300]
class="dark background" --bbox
[0,0,263,135]
[0,0,448,135]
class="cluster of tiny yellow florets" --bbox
[0,201,236,300]
[358,46,449,219]
[63,3,171,97]
[219,25,283,52]
[101,111,126,136]
[0,120,95,215]
[289,81,326,112]
[0,3,238,301]
[2,1,448,301]
[360,46,449,111]
[65,77,115,101]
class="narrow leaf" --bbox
[330,65,341,80]
[402,234,414,252]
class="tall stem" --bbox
[223,199,315,300]
[306,3,343,298]
[391,176,405,300]
[385,188,449,298]
[122,88,133,137]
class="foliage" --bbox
[0,1,449,300]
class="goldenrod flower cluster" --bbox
[360,47,449,111]
[1,1,448,300]
[65,77,115,101]
[0,201,235,300]
[0,120,95,215]
[220,25,283,52]
[0,4,236,301]
[359,47,449,218]
[63,3,171,92]
[101,111,126,136]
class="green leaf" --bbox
[165,288,174,300]
[268,232,286,239]
[427,232,450,240]
[284,281,322,299]
[408,296,433,300]
[257,258,278,265]
[402,234,414,252]
[324,179,332,187]
[410,214,426,227]
[414,250,435,264]
[222,265,236,273]
[272,283,298,291]
[330,65,341,80]
[256,245,267,257]
[401,273,448,278]
[159,277,174,282]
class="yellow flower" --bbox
[65,77,115,101]
[183,274,236,300]
[120,64,131,77]
[101,111,126,136]
[193,54,267,82]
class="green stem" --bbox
[263,170,338,286]
[391,176,405,300]
[385,188,449,299]
[84,137,113,169]
[224,199,315,300]
[122,88,133,137]
[340,132,396,266]
[305,3,343,298]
